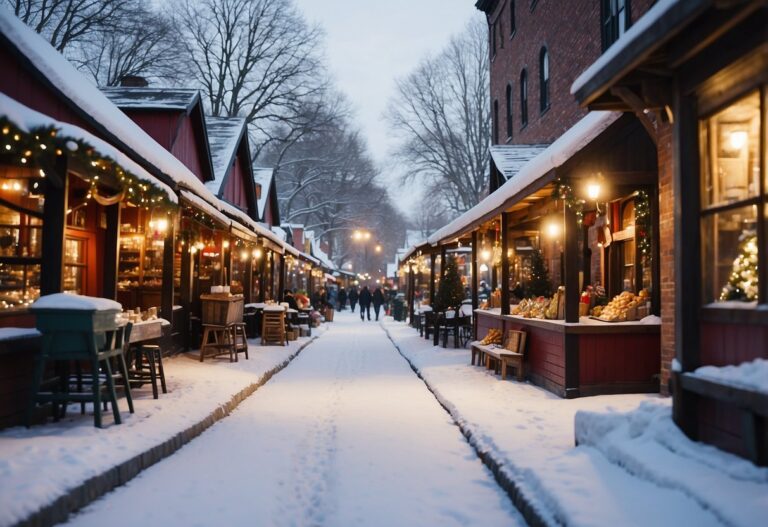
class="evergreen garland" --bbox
[528,247,552,297]
[434,256,465,311]
[635,190,652,263]
[552,178,585,225]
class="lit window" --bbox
[539,47,550,112]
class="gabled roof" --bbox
[101,87,199,112]
[204,116,247,195]
[490,144,550,182]
[101,86,215,183]
[253,166,280,225]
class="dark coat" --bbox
[349,288,359,302]
[358,287,372,306]
[372,288,385,306]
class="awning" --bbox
[490,144,549,181]
[428,111,622,245]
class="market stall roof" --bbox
[203,116,247,196]
[427,111,622,246]
[305,231,335,271]
[399,241,433,264]
[101,87,199,112]
[0,93,177,203]
[570,0,708,105]
[0,13,228,216]
[490,144,549,182]
[253,167,275,220]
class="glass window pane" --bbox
[702,205,758,304]
[701,91,761,208]
[0,262,40,310]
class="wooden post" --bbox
[160,220,175,321]
[429,253,436,306]
[650,184,662,315]
[40,156,68,296]
[102,203,121,300]
[278,253,286,301]
[179,233,192,350]
[471,231,479,338]
[408,263,415,324]
[244,256,253,304]
[223,236,231,287]
[501,213,510,315]
[440,245,447,282]
[258,250,266,302]
[563,205,580,323]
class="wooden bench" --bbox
[470,330,527,381]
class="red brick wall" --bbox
[487,0,655,144]
[657,122,675,395]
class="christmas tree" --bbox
[434,256,465,311]
[527,247,552,297]
[720,230,758,302]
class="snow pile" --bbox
[0,329,325,527]
[693,358,768,395]
[575,401,768,527]
[0,328,40,341]
[382,319,755,526]
[31,293,121,312]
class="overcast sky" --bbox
[293,0,482,212]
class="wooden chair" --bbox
[133,344,167,399]
[261,308,287,346]
[200,325,236,362]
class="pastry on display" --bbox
[592,289,650,321]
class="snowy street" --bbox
[65,311,523,527]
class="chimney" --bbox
[120,75,149,87]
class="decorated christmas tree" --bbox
[720,230,758,302]
[528,247,552,298]
[434,256,465,311]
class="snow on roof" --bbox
[204,116,246,196]
[570,0,682,96]
[692,358,768,395]
[101,87,199,112]
[304,231,334,270]
[0,93,177,203]
[253,167,274,219]
[490,144,549,180]
[31,293,122,311]
[428,111,622,245]
[386,263,398,277]
[0,12,222,213]
[270,226,287,241]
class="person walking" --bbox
[338,287,347,311]
[349,286,359,313]
[372,286,385,321]
[358,285,372,321]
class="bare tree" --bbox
[177,0,326,153]
[387,17,490,216]
[5,0,132,52]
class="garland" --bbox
[635,190,652,263]
[551,178,585,225]
[0,117,174,210]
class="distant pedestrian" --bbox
[358,286,372,321]
[283,289,299,310]
[349,286,359,313]
[372,286,385,321]
[338,287,347,311]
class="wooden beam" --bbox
[179,233,192,351]
[40,156,67,296]
[429,254,436,306]
[611,86,658,145]
[160,220,175,321]
[563,205,580,323]
[102,203,120,300]
[500,213,510,315]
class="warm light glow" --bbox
[240,250,249,261]
[546,221,561,238]
[195,241,205,250]
[479,263,489,272]
[481,249,491,261]
[587,182,601,200]
[729,130,748,150]
[190,246,198,254]
[375,245,382,253]
[364,232,371,240]
[252,248,263,259]
[352,230,362,240]
[223,240,230,249]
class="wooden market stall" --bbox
[428,112,662,398]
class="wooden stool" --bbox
[133,344,168,399]
[261,309,287,346]
[231,322,249,360]
[200,324,236,362]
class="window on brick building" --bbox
[601,0,631,51]
[520,70,528,127]
[539,47,550,112]
[510,1,516,36]
[700,90,765,305]
[493,99,499,144]
[492,20,497,58]
[506,84,513,139]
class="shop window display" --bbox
[700,91,764,304]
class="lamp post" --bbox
[351,229,382,281]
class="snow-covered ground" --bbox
[64,311,524,527]
[382,318,768,527]
[0,329,325,527]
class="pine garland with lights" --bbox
[635,190,652,266]
[720,230,758,302]
[551,178,585,225]
[434,256,465,311]
[0,117,174,210]
[528,247,552,297]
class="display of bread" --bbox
[511,297,548,319]
[592,289,649,321]
[479,328,503,345]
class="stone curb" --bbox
[381,322,556,527]
[15,334,322,527]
